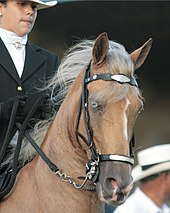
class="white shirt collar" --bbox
[0,28,27,77]
[0,28,27,45]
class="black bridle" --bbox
[75,61,137,182]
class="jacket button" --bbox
[17,86,23,91]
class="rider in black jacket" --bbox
[0,0,58,192]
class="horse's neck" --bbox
[32,103,103,212]
[41,116,87,180]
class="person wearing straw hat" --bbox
[114,144,170,213]
[0,0,58,190]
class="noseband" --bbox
[75,61,137,182]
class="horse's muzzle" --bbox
[95,161,133,205]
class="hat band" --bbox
[141,161,170,171]
[141,163,158,171]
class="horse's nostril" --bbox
[105,178,117,190]
[103,177,118,196]
[111,178,118,189]
[97,177,117,203]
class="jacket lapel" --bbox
[0,38,21,84]
[21,42,46,82]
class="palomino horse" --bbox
[0,33,152,212]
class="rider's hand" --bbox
[15,95,27,122]
[38,94,55,120]
[0,96,27,121]
[0,98,15,120]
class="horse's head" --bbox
[75,33,152,205]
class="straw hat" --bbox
[132,144,170,182]
[29,0,57,10]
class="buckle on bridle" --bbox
[86,158,100,182]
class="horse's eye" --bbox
[90,100,103,112]
[91,101,98,108]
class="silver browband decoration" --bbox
[111,74,131,83]
[91,74,130,83]
[85,73,138,87]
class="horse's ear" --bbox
[130,38,153,70]
[92,32,109,66]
